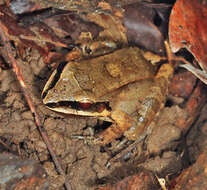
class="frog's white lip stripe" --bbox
[46,106,112,121]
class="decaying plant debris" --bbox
[0,0,207,190]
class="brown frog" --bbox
[42,46,174,145]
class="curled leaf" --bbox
[169,0,207,83]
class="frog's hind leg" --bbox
[95,62,174,145]
[125,63,174,141]
[94,80,157,145]
[96,63,174,145]
[124,85,166,141]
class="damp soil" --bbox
[0,1,207,190]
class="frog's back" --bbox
[71,47,156,100]
[42,47,156,104]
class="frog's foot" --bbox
[70,135,109,145]
[70,135,96,145]
[106,140,138,168]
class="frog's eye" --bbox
[81,45,92,55]
[84,46,92,55]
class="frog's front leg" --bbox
[95,63,174,145]
[94,109,136,145]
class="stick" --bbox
[0,17,73,190]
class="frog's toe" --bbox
[70,135,105,145]
[71,135,94,144]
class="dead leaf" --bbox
[98,170,158,190]
[0,4,102,63]
[169,0,207,83]
[172,134,207,190]
[123,2,171,54]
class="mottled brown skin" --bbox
[42,47,174,145]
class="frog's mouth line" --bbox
[46,101,111,114]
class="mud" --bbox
[0,1,207,190]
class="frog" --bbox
[42,45,174,145]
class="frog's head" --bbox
[42,65,111,119]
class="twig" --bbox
[0,16,73,190]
